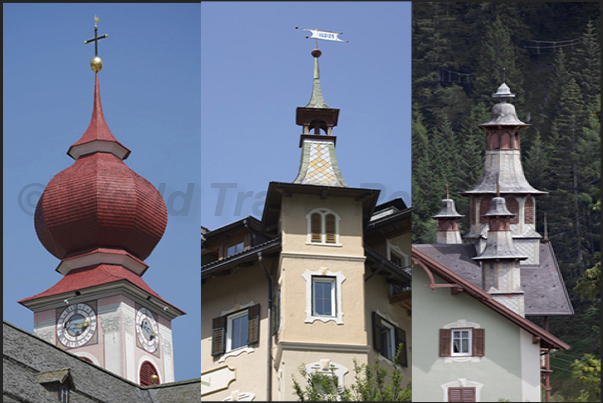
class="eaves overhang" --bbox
[365,244,411,285]
[201,238,281,279]
[261,181,380,234]
[412,246,570,350]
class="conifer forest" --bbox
[412,3,600,400]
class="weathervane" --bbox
[85,15,108,72]
[296,26,349,48]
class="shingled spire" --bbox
[293,47,347,187]
[463,80,546,265]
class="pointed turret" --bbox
[463,80,545,265]
[67,73,131,160]
[432,185,464,244]
[473,184,527,316]
[293,47,347,187]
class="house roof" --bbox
[413,243,573,316]
[3,321,200,402]
[412,246,571,350]
[201,237,282,279]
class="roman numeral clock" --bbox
[136,304,160,356]
[56,302,98,349]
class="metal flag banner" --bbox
[296,27,348,43]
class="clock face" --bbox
[57,302,97,349]
[136,305,159,354]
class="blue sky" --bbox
[201,2,412,231]
[3,4,200,382]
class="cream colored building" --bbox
[201,47,412,401]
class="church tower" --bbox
[461,81,546,265]
[19,18,185,386]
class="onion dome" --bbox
[34,73,167,262]
[432,199,464,219]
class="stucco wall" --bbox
[364,268,412,388]
[201,262,272,401]
[412,267,531,402]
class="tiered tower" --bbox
[461,82,546,265]
[19,18,184,386]
[432,185,464,244]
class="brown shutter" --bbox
[462,387,476,402]
[448,387,475,402]
[395,326,408,367]
[439,329,451,357]
[311,213,322,242]
[325,214,336,244]
[140,361,159,386]
[247,304,260,344]
[473,328,485,356]
[272,291,280,335]
[372,312,383,354]
[211,316,226,356]
[448,387,462,402]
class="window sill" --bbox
[305,315,344,325]
[305,242,343,247]
[444,356,481,363]
[377,354,402,368]
[218,346,254,363]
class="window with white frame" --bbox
[372,312,408,366]
[307,209,340,245]
[451,329,472,356]
[302,269,345,324]
[379,320,396,361]
[211,304,260,357]
[227,310,249,352]
[312,276,336,317]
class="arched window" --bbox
[140,361,160,386]
[306,209,340,245]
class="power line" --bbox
[550,364,575,373]
[440,67,475,84]
[524,38,581,54]
[550,355,576,364]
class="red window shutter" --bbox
[462,387,476,402]
[140,361,159,386]
[448,387,475,402]
[448,387,462,402]
[325,214,336,243]
[473,328,485,356]
[211,316,226,356]
[311,213,322,242]
[439,329,451,357]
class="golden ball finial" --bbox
[90,56,103,72]
[150,374,159,384]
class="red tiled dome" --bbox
[34,72,166,261]
[35,152,167,260]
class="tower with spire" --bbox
[412,78,573,403]
[201,42,412,401]
[461,81,545,266]
[19,17,185,386]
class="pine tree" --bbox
[572,19,601,106]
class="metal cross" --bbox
[84,15,108,57]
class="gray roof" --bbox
[3,321,201,403]
[413,242,573,316]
